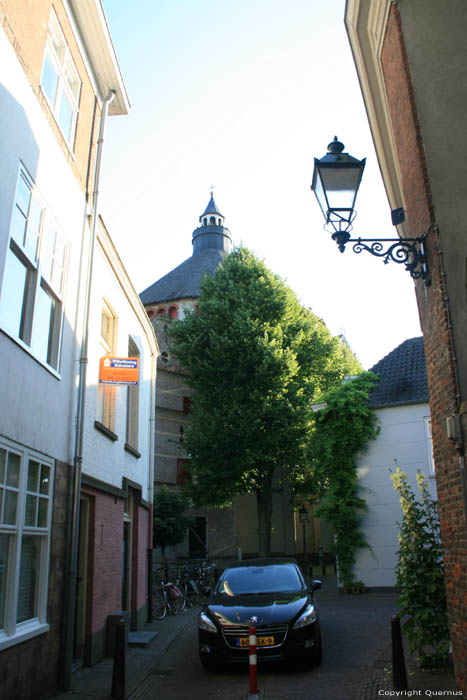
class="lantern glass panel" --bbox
[318,163,363,212]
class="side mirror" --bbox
[311,579,323,591]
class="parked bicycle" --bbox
[179,565,204,607]
[195,560,219,591]
[152,567,184,619]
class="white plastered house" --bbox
[353,336,435,588]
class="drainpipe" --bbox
[63,89,116,689]
[147,349,157,621]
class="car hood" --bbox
[207,591,310,626]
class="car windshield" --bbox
[217,564,304,596]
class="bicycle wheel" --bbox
[179,583,187,610]
[153,588,166,620]
[167,588,184,615]
[192,584,205,606]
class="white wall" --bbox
[81,225,157,502]
[354,402,435,588]
[0,27,85,463]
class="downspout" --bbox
[147,349,157,621]
[63,89,116,689]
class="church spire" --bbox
[199,192,224,227]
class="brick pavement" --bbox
[47,584,463,700]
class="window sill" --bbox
[0,621,49,651]
[0,325,61,379]
[124,443,141,458]
[94,421,118,442]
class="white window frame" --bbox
[40,8,81,148]
[0,437,54,651]
[126,337,140,451]
[0,166,68,372]
[97,301,118,432]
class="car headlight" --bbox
[198,611,218,633]
[293,603,317,630]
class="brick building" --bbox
[140,196,296,561]
[345,0,467,691]
[77,218,158,666]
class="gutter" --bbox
[63,89,115,689]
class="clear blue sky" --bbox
[100,0,421,369]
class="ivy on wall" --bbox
[308,372,380,590]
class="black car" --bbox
[198,557,322,668]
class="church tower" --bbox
[140,195,238,561]
[140,193,232,320]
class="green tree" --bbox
[153,486,194,565]
[307,372,380,589]
[391,465,449,665]
[169,247,361,556]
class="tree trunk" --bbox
[257,477,273,557]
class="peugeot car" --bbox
[198,557,322,668]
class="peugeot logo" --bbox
[249,616,258,624]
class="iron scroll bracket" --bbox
[332,232,430,284]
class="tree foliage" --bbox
[153,486,194,564]
[307,372,380,589]
[169,247,361,555]
[391,465,449,665]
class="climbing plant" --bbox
[391,465,449,666]
[308,372,380,590]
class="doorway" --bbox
[74,496,90,661]
[189,516,207,558]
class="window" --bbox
[424,417,435,474]
[0,168,68,370]
[0,439,54,650]
[40,10,81,146]
[126,338,140,451]
[177,459,191,486]
[97,302,117,432]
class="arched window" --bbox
[147,309,155,319]
[168,306,178,319]
[156,307,166,316]
[210,216,215,224]
[203,218,207,225]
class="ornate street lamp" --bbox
[311,137,429,283]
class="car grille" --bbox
[222,624,288,649]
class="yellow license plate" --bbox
[237,636,275,647]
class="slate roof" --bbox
[202,194,223,217]
[139,248,227,305]
[368,336,429,407]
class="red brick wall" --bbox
[382,4,467,692]
[85,488,124,636]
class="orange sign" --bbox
[99,357,139,385]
